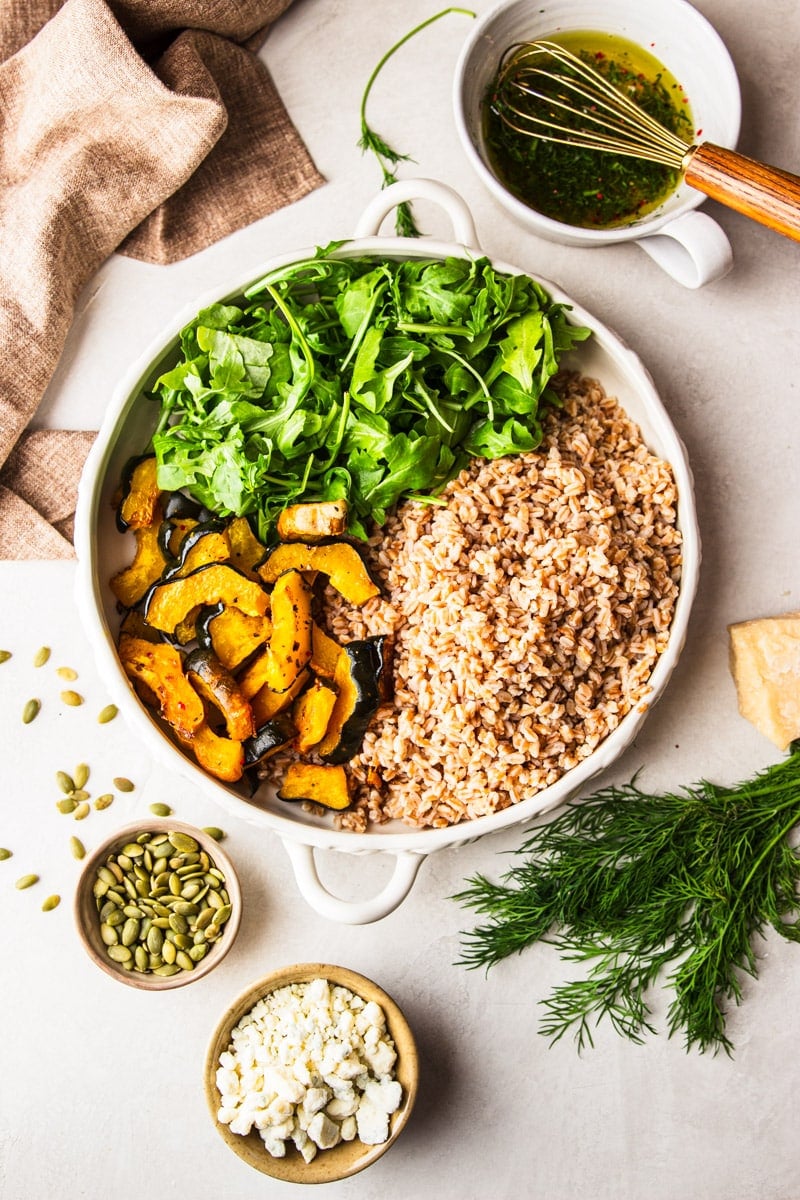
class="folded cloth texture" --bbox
[0,0,324,560]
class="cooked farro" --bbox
[265,373,682,832]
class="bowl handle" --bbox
[282,840,425,924]
[353,177,480,246]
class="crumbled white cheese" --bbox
[216,978,402,1161]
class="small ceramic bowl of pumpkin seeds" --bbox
[73,820,242,990]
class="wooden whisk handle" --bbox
[684,144,800,241]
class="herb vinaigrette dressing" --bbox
[484,31,694,229]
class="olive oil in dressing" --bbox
[484,31,694,229]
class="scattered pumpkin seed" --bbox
[56,798,78,815]
[71,789,90,803]
[41,894,61,912]
[15,873,39,890]
[73,801,90,821]
[97,704,118,724]
[70,836,86,860]
[73,763,90,790]
[149,802,171,817]
[22,698,40,724]
[61,690,84,707]
[202,827,226,842]
[0,848,13,861]
[0,650,12,664]
[33,646,51,668]
[114,777,135,793]
[56,770,75,794]
[94,793,114,811]
[56,666,78,681]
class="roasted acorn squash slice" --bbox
[162,522,230,579]
[243,714,296,767]
[144,563,269,634]
[277,762,351,811]
[110,504,169,608]
[118,634,205,734]
[184,647,255,741]
[116,455,161,533]
[227,516,268,580]
[173,721,245,783]
[197,603,271,671]
[292,678,338,753]
[258,541,379,605]
[249,667,310,725]
[315,637,387,764]
[276,499,348,543]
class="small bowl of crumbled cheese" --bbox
[203,963,419,1183]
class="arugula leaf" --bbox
[147,252,592,542]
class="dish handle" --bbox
[282,840,425,925]
[353,177,480,247]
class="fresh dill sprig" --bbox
[452,742,800,1055]
[358,7,476,236]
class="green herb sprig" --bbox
[453,743,800,1055]
[359,8,476,236]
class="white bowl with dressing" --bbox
[453,0,742,286]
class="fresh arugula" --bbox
[150,251,590,543]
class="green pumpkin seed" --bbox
[121,843,144,858]
[71,789,90,803]
[33,646,51,668]
[134,945,149,971]
[146,926,164,955]
[121,918,140,946]
[116,853,132,872]
[22,698,40,724]
[175,951,194,971]
[0,650,12,664]
[56,798,77,814]
[56,666,78,681]
[214,904,232,926]
[149,802,172,817]
[15,873,39,890]
[97,704,118,724]
[61,690,84,707]
[41,894,61,912]
[202,827,226,842]
[106,861,124,884]
[100,923,119,946]
[122,904,143,919]
[94,793,114,811]
[0,848,12,861]
[189,943,208,962]
[107,944,132,963]
[162,940,177,965]
[105,909,125,928]
[114,777,135,793]
[168,831,197,854]
[72,763,89,792]
[56,770,75,794]
[153,963,181,977]
[73,802,90,821]
[152,841,172,860]
[70,836,86,860]
[195,907,215,930]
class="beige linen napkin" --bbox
[0,0,324,560]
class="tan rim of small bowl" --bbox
[203,963,419,1184]
[74,819,242,990]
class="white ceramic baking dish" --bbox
[74,179,700,924]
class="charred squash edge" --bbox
[183,647,255,741]
[315,636,387,764]
[115,455,160,533]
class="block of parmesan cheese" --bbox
[728,611,800,750]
